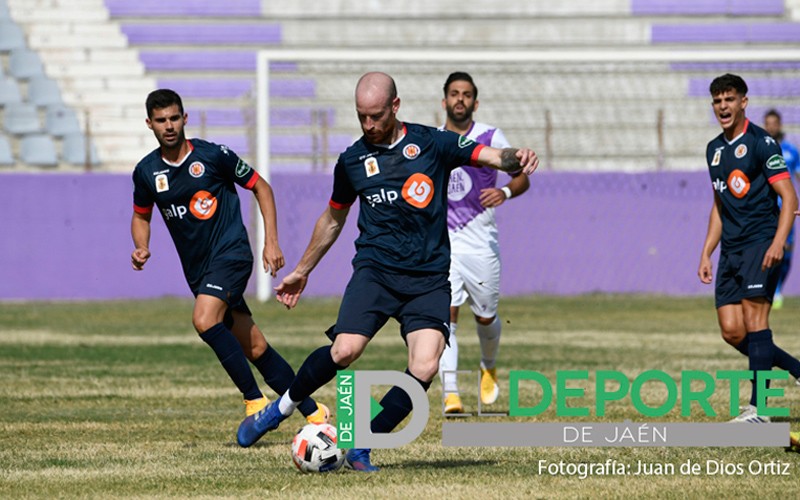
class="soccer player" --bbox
[436,72,530,414]
[237,72,539,469]
[697,74,800,423]
[763,109,800,310]
[130,89,328,437]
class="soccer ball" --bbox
[291,423,345,473]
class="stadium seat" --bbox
[20,134,58,166]
[62,132,100,166]
[27,76,63,106]
[0,0,10,20]
[3,102,41,135]
[0,76,22,105]
[0,134,14,165]
[9,48,45,79]
[0,20,25,51]
[45,105,81,137]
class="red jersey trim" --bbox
[469,144,486,166]
[768,172,790,184]
[742,119,749,135]
[133,204,153,215]
[329,199,353,210]
[244,170,260,190]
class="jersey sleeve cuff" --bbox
[329,199,353,210]
[768,172,790,184]
[469,144,486,166]
[244,171,261,190]
[133,203,153,215]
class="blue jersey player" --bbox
[697,74,800,423]
[763,109,800,310]
[237,72,539,468]
[131,90,328,440]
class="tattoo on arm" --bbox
[499,148,521,172]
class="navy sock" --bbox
[287,345,347,404]
[733,333,800,378]
[371,369,432,434]
[200,323,261,401]
[747,329,775,407]
[251,344,318,417]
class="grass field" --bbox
[2,295,800,499]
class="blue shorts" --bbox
[191,258,253,325]
[326,264,451,343]
[715,240,780,308]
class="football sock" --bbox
[284,345,347,416]
[371,368,432,434]
[200,323,262,401]
[477,316,501,370]
[251,344,318,417]
[734,334,800,378]
[747,329,775,407]
[439,322,459,395]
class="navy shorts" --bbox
[715,240,780,308]
[191,258,253,325]
[326,264,451,343]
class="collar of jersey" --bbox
[724,119,749,146]
[373,124,407,149]
[161,140,194,167]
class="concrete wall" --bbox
[2,171,796,301]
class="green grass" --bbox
[1,295,799,499]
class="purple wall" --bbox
[2,171,798,301]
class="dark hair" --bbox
[709,73,748,97]
[764,108,782,122]
[443,72,478,99]
[146,89,184,118]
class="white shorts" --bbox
[449,252,500,318]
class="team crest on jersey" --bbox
[766,154,786,170]
[190,190,217,220]
[711,148,723,167]
[364,157,380,177]
[734,144,748,159]
[402,173,434,209]
[155,173,169,193]
[403,144,420,160]
[727,169,750,199]
[457,136,475,149]
[235,158,251,178]
[189,161,205,178]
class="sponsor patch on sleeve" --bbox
[235,158,252,178]
[766,154,787,170]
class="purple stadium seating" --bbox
[653,23,800,43]
[689,77,800,97]
[185,107,336,127]
[105,0,262,17]
[632,0,784,16]
[157,78,315,98]
[671,62,800,71]
[204,133,353,156]
[120,24,281,44]
[138,51,297,72]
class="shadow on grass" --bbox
[399,458,498,470]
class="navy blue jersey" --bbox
[706,119,790,252]
[330,122,485,273]
[132,139,259,291]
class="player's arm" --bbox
[698,193,722,284]
[476,146,538,176]
[250,176,285,277]
[764,178,799,270]
[274,205,350,309]
[479,171,531,208]
[131,210,152,271]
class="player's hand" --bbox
[479,188,507,208]
[517,148,539,175]
[274,270,308,309]
[762,241,785,272]
[262,241,285,278]
[698,256,713,284]
[131,248,150,271]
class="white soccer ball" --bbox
[291,423,345,473]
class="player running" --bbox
[130,89,328,437]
